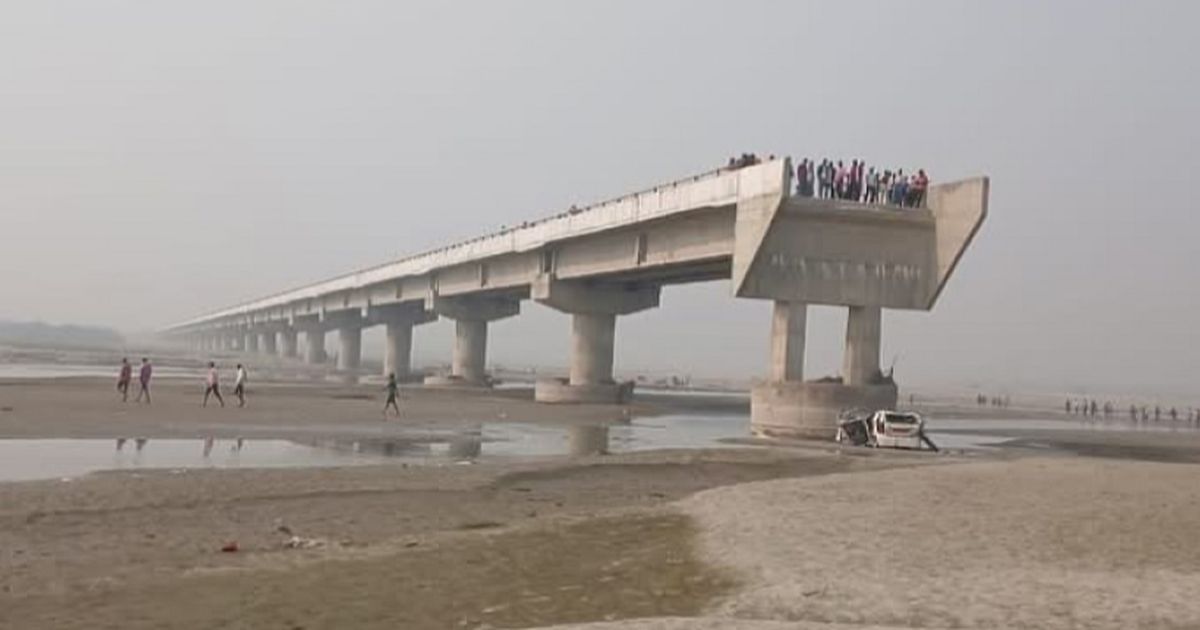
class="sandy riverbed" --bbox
[2,377,1199,629]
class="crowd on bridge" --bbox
[795,158,929,208]
[722,154,931,208]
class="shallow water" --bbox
[0,363,197,380]
[0,414,750,482]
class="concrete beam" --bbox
[428,295,520,322]
[532,276,659,316]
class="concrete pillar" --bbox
[570,312,616,385]
[337,325,363,371]
[244,332,259,354]
[532,279,659,404]
[452,319,488,383]
[279,328,298,359]
[842,305,882,386]
[260,330,277,355]
[769,301,807,382]
[384,320,414,378]
[303,329,326,364]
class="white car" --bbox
[837,409,934,451]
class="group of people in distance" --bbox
[116,358,153,403]
[202,362,248,408]
[116,358,247,407]
[117,358,404,418]
[795,158,929,208]
[1066,398,1199,423]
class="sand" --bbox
[4,376,1200,629]
[676,457,1200,629]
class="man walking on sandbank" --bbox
[135,358,153,404]
[233,363,248,408]
[383,372,401,418]
[117,358,132,402]
[203,362,225,408]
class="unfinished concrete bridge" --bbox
[163,159,988,438]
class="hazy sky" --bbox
[1,1,1196,397]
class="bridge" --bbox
[163,159,988,438]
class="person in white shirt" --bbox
[203,362,225,408]
[233,364,248,408]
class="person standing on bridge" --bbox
[383,372,401,417]
[117,358,132,403]
[203,362,225,408]
[233,363,248,408]
[796,159,813,197]
[134,358,153,404]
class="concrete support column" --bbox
[279,328,298,359]
[452,319,488,384]
[769,301,807,382]
[260,331,277,355]
[337,325,363,371]
[569,312,616,386]
[384,321,414,378]
[425,297,519,388]
[533,278,659,404]
[244,332,259,354]
[303,329,326,364]
[842,305,882,386]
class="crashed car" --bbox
[836,408,937,451]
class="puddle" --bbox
[0,415,749,482]
[923,432,1013,450]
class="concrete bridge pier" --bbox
[371,304,437,380]
[843,305,883,386]
[259,329,277,356]
[424,297,519,388]
[243,330,259,354]
[279,328,299,359]
[336,325,362,372]
[751,303,896,440]
[532,278,660,404]
[301,327,327,364]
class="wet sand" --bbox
[3,377,1200,629]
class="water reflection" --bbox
[0,415,749,482]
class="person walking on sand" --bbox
[383,372,401,417]
[203,362,225,408]
[134,358,153,404]
[117,358,133,402]
[233,363,248,408]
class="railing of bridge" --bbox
[169,161,779,330]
